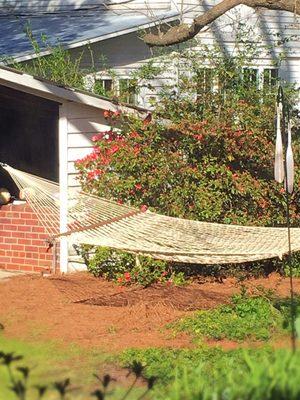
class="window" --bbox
[119,79,137,104]
[243,68,259,87]
[196,68,214,95]
[263,68,278,88]
[94,78,113,97]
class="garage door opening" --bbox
[0,85,59,198]
[0,85,59,273]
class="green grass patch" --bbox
[170,292,296,342]
[0,336,108,399]
[121,347,300,399]
[0,336,150,400]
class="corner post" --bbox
[59,104,69,273]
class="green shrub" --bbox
[86,246,187,287]
[172,291,285,341]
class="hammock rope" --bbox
[3,164,300,265]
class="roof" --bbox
[0,65,149,114]
[0,9,179,62]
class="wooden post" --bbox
[59,105,69,273]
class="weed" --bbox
[172,292,284,342]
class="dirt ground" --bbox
[0,272,299,352]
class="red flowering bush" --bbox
[76,45,300,279]
[76,102,300,227]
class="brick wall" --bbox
[0,203,55,273]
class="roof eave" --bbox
[0,66,149,114]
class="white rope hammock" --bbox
[3,164,300,265]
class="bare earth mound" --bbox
[0,272,299,351]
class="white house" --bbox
[1,0,300,108]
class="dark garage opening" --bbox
[0,85,59,197]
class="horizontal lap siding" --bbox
[65,103,108,188]
[0,0,172,12]
[75,3,300,109]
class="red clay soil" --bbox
[0,272,299,352]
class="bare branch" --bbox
[142,0,300,47]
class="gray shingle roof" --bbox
[0,9,178,60]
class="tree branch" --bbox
[143,0,300,47]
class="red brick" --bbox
[11,245,24,251]
[7,264,21,270]
[5,225,18,231]
[32,239,45,246]
[0,218,12,224]
[13,232,25,239]
[0,244,11,250]
[20,213,33,218]
[18,239,32,245]
[18,226,31,232]
[25,219,40,227]
[20,265,34,271]
[26,233,39,239]
[4,238,18,244]
[12,218,27,225]
[11,258,25,264]
[0,257,11,264]
[26,246,39,252]
[32,227,45,233]
[39,233,49,240]
[23,258,39,266]
[0,231,11,237]
[5,212,20,218]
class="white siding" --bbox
[0,0,172,13]
[64,102,109,189]
[74,2,300,108]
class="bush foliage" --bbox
[75,41,300,228]
[86,247,186,286]
[75,36,300,280]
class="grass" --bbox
[170,291,300,342]
[0,336,146,400]
[121,347,300,399]
[0,336,104,399]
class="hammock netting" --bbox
[4,164,300,265]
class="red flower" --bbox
[124,272,131,281]
[280,187,285,194]
[135,183,142,190]
[117,199,123,205]
[133,145,141,155]
[108,144,119,155]
[130,131,140,139]
[92,133,104,142]
[103,110,112,119]
[193,134,204,141]
[140,205,148,212]
[87,169,103,180]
